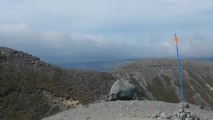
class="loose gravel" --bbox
[42,100,213,120]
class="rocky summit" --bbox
[42,101,213,120]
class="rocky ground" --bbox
[42,100,213,120]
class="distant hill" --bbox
[111,59,213,109]
[187,58,213,63]
[55,59,136,72]
[0,47,115,120]
[55,58,213,72]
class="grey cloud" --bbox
[181,34,213,57]
[0,24,177,63]
[1,0,213,31]
[0,24,213,63]
[0,1,213,63]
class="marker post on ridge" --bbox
[174,34,185,106]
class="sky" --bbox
[0,0,213,63]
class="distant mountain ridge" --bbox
[55,58,213,72]
[55,59,136,72]
[187,57,213,63]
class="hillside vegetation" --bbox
[0,47,115,120]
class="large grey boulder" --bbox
[108,80,136,101]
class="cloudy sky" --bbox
[1,0,213,63]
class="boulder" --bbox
[108,80,136,101]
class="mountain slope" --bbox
[111,59,213,109]
[1,47,213,120]
[0,47,115,120]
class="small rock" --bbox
[186,113,191,118]
[198,105,204,109]
[178,107,184,113]
[185,110,191,113]
[176,112,180,118]
[186,118,192,120]
[160,112,166,118]
[130,101,135,105]
[119,113,123,117]
[179,113,187,119]
[178,102,186,108]
[174,118,179,120]
[191,113,196,119]
[185,103,190,108]
[152,113,160,118]
[193,115,200,120]
[166,114,172,119]
[86,117,90,119]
